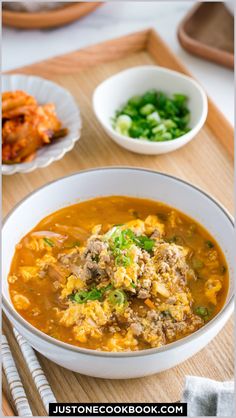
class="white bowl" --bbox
[93,66,208,155]
[2,168,234,379]
[2,74,81,175]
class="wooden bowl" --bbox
[2,2,102,30]
[178,2,234,69]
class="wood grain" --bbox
[3,30,234,415]
[8,30,149,77]
[2,392,16,417]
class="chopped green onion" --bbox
[143,90,157,105]
[167,235,184,245]
[69,284,114,304]
[91,254,99,262]
[147,111,161,124]
[140,103,156,116]
[128,95,143,108]
[108,228,155,267]
[133,235,155,252]
[108,289,126,306]
[152,123,166,134]
[72,288,101,303]
[162,132,173,140]
[43,238,54,247]
[113,89,190,142]
[173,93,188,106]
[205,240,214,248]
[101,284,113,294]
[115,114,132,136]
[195,306,209,318]
[115,254,132,267]
[163,119,176,129]
[220,266,227,274]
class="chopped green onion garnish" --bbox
[113,89,190,142]
[133,235,155,252]
[71,288,102,304]
[43,238,54,247]
[108,289,127,306]
[195,306,209,318]
[205,240,214,248]
[167,235,184,245]
[107,228,155,267]
[69,284,113,304]
[115,254,132,267]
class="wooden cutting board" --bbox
[3,29,234,416]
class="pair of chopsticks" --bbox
[2,329,57,416]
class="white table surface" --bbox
[2,1,234,125]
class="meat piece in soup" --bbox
[8,196,229,351]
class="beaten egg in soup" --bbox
[8,196,229,352]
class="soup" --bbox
[8,196,228,352]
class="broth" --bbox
[9,196,228,351]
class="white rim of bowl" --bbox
[93,65,208,147]
[2,74,82,174]
[2,167,234,358]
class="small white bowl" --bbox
[2,74,81,175]
[93,66,208,155]
[2,168,234,379]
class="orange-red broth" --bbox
[8,196,228,350]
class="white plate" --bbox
[2,74,81,175]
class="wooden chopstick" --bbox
[2,334,33,416]
[13,328,57,414]
[2,392,17,417]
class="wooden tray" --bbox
[178,2,234,69]
[2,2,102,29]
[3,29,234,416]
